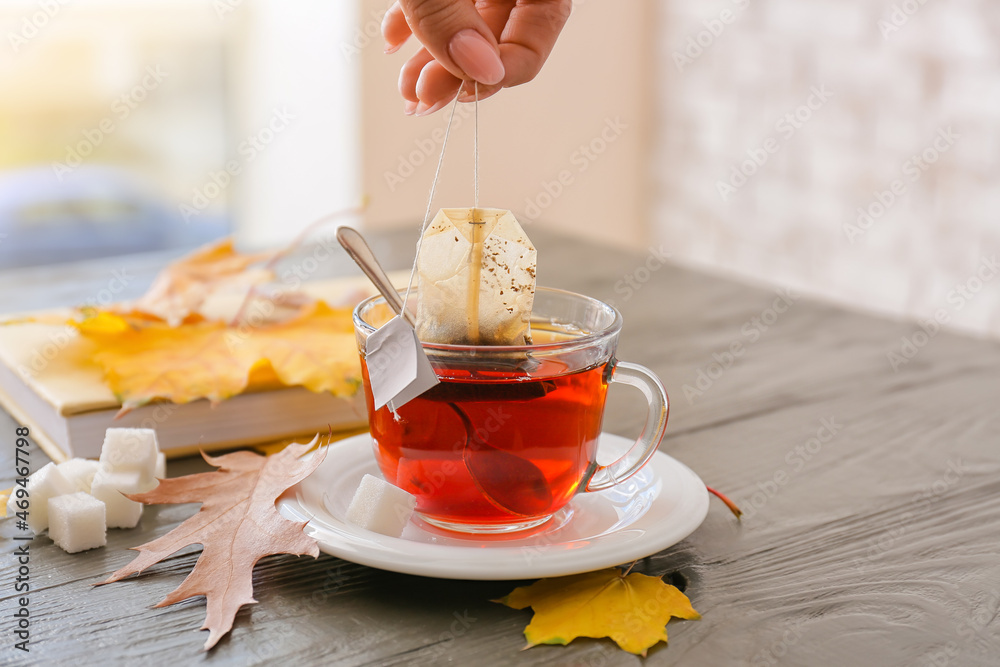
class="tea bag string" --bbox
[401,90,463,314]
[468,82,483,342]
[401,84,482,318]
[474,81,479,210]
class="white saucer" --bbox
[277,432,709,580]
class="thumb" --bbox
[399,0,505,86]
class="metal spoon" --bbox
[336,226,413,325]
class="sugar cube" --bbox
[6,487,25,520]
[344,474,416,537]
[21,462,75,534]
[154,452,166,480]
[91,468,156,529]
[48,492,106,553]
[57,458,101,494]
[100,428,158,484]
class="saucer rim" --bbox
[277,432,709,580]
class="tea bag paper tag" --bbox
[364,315,439,411]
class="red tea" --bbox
[360,354,611,530]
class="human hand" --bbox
[383,0,572,115]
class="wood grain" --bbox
[2,230,999,666]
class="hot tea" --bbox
[361,330,610,531]
[354,287,670,534]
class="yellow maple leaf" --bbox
[497,567,700,656]
[246,301,359,395]
[73,302,361,411]
[75,310,134,334]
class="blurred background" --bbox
[0,0,997,338]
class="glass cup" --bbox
[353,287,669,534]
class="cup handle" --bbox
[584,360,669,492]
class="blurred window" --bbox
[0,1,231,268]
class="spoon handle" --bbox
[336,226,414,325]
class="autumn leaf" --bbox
[122,208,364,327]
[125,238,276,326]
[246,301,359,394]
[249,427,368,456]
[496,567,700,656]
[3,219,378,411]
[72,301,360,411]
[97,438,326,650]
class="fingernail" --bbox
[414,98,450,117]
[403,100,417,115]
[381,9,402,54]
[448,29,505,86]
[458,90,497,104]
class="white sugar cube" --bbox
[91,469,156,529]
[100,428,158,484]
[22,462,75,534]
[57,458,101,494]
[48,492,106,553]
[6,486,26,520]
[345,474,416,538]
[154,452,166,480]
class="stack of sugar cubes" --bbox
[6,428,166,553]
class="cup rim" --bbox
[352,286,623,352]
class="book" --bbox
[0,272,407,462]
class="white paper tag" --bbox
[364,315,439,411]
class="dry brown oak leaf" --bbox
[96,438,325,650]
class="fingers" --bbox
[398,47,464,115]
[398,0,505,85]
[381,2,412,54]
[390,0,570,114]
[454,2,573,104]
[495,0,572,87]
[399,48,434,103]
[414,61,462,115]
[399,1,516,113]
[456,80,502,103]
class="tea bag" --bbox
[415,208,536,345]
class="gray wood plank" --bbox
[2,228,999,666]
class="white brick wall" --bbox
[652,0,1000,338]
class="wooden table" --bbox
[2,230,999,666]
